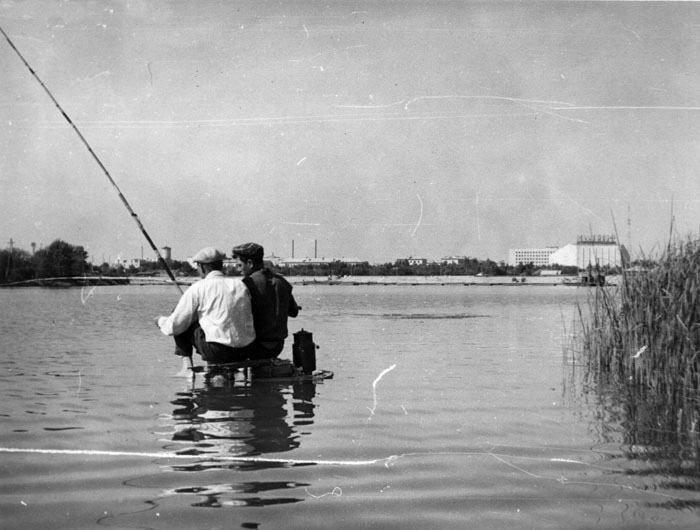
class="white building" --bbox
[440,256,465,265]
[510,235,628,269]
[548,244,577,267]
[575,235,628,269]
[113,257,142,269]
[279,257,364,268]
[508,247,559,267]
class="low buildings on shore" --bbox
[113,233,629,272]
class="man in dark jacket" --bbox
[231,242,300,358]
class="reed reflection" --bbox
[566,362,700,508]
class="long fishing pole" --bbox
[0,24,183,295]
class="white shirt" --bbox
[157,271,255,348]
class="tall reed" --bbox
[574,234,700,450]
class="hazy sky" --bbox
[2,1,700,264]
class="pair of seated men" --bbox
[155,242,299,366]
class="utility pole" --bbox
[627,206,632,255]
[5,238,13,280]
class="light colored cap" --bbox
[191,247,225,263]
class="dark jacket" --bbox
[243,268,299,343]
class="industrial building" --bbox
[510,235,629,269]
[572,235,629,269]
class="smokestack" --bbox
[292,240,295,259]
[315,239,317,259]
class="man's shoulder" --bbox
[248,268,274,283]
[263,269,292,287]
[202,272,245,287]
[222,275,246,285]
[219,275,249,295]
[260,267,289,281]
[246,268,291,291]
[268,272,293,292]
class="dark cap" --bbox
[232,242,264,260]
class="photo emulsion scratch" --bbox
[368,364,397,415]
[3,2,700,528]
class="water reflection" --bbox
[160,481,307,509]
[565,362,700,508]
[160,376,318,508]
[170,377,317,464]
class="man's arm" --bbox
[155,287,198,336]
[288,290,300,318]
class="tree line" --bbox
[1,240,89,284]
[276,259,580,277]
[1,238,610,286]
[0,239,195,285]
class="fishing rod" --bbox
[0,24,183,295]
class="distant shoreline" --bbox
[285,275,618,286]
[0,275,618,288]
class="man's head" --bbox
[191,247,225,276]
[232,242,264,276]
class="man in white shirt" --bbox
[155,246,257,364]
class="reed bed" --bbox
[574,235,700,468]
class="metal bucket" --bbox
[292,329,317,373]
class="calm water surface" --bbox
[1,284,698,529]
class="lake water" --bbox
[1,284,698,529]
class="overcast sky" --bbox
[2,1,700,264]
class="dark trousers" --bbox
[174,322,259,364]
[248,339,285,359]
